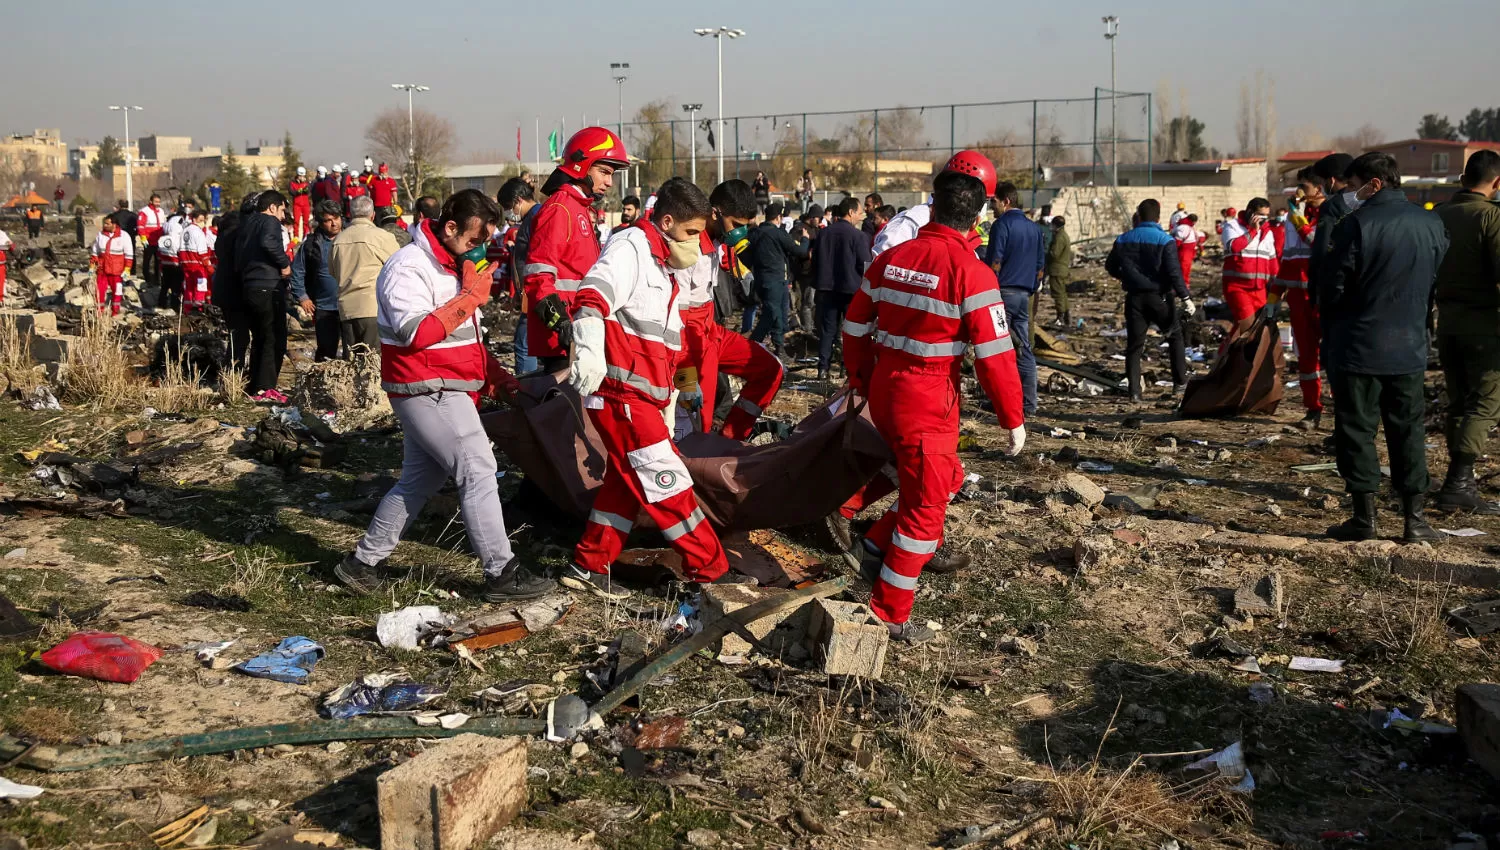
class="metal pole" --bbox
[1030,100,1038,208]
[949,105,956,158]
[1092,88,1099,185]
[407,88,415,162]
[1146,92,1153,186]
[535,117,540,170]
[735,118,741,181]
[801,114,807,179]
[872,109,879,196]
[689,115,696,185]
[123,109,133,209]
[716,33,724,183]
[1109,22,1118,188]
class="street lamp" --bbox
[611,62,630,193]
[1102,15,1119,189]
[693,26,745,183]
[107,105,142,208]
[391,84,430,200]
[682,103,702,184]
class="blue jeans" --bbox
[513,316,538,375]
[750,278,789,352]
[816,289,854,373]
[740,304,757,334]
[1001,287,1037,414]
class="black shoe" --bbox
[559,564,631,600]
[924,545,972,574]
[334,553,388,595]
[817,369,830,381]
[886,620,935,645]
[1433,460,1500,515]
[1327,493,1378,541]
[1129,393,1144,404]
[1171,384,1187,398]
[483,562,556,602]
[826,512,854,553]
[1402,493,1443,543]
[1296,410,1323,432]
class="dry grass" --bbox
[62,309,145,410]
[218,366,247,405]
[1373,582,1452,663]
[9,706,83,744]
[0,311,43,394]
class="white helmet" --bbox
[316,165,328,176]
[363,156,374,170]
[296,166,306,176]
[332,163,344,173]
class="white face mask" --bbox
[1341,190,1363,212]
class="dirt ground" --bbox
[1,238,1499,850]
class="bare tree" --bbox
[625,99,685,191]
[1235,70,1272,157]
[1330,123,1386,155]
[365,107,456,205]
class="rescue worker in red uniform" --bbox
[370,163,399,221]
[179,210,214,312]
[1220,197,1278,329]
[1270,168,1324,429]
[289,167,313,240]
[0,226,12,302]
[671,180,785,440]
[312,166,340,205]
[136,193,167,285]
[523,127,630,372]
[841,153,1027,643]
[343,169,368,220]
[561,178,728,599]
[89,215,134,315]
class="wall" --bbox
[1374,141,1461,180]
[1048,162,1270,245]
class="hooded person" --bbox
[521,126,630,372]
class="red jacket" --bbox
[842,223,1025,428]
[1270,208,1318,291]
[571,221,685,409]
[289,180,311,200]
[1223,220,1279,290]
[370,177,398,207]
[312,177,341,204]
[344,178,367,200]
[137,204,166,245]
[377,220,488,397]
[523,184,600,358]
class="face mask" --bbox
[459,244,487,265]
[725,224,750,255]
[1341,190,1364,212]
[666,235,701,270]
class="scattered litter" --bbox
[1448,599,1500,635]
[181,590,252,612]
[192,640,237,669]
[1289,656,1344,673]
[1048,427,1073,438]
[1077,461,1114,473]
[1247,435,1281,448]
[474,680,544,714]
[1186,348,1206,363]
[1441,528,1488,538]
[1249,682,1275,704]
[1109,354,1126,361]
[376,605,454,652]
[1230,656,1262,674]
[235,636,325,684]
[0,777,45,800]
[40,631,163,683]
[1076,379,1108,397]
[1099,328,1129,338]
[1291,462,1339,473]
[23,387,62,411]
[1182,478,1209,486]
[1186,741,1255,792]
[151,805,214,848]
[321,672,446,719]
[546,694,596,742]
[439,712,470,729]
[448,595,574,652]
[1384,707,1457,735]
[663,602,698,637]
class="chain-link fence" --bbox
[617,90,1152,206]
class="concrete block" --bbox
[1390,549,1500,589]
[1,310,56,337]
[377,733,527,850]
[1233,572,1283,616]
[1056,473,1104,508]
[700,583,792,656]
[19,263,56,289]
[29,333,77,363]
[1457,684,1500,780]
[1200,530,1306,556]
[807,599,888,679]
[1136,519,1215,547]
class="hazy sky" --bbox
[9,0,1496,168]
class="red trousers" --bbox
[1223,281,1266,324]
[574,397,728,582]
[680,305,785,439]
[95,273,123,316]
[1177,243,1196,291]
[0,264,6,302]
[862,364,965,625]
[1282,286,1323,412]
[182,263,211,311]
[293,196,312,240]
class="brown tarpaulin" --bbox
[1179,315,1285,418]
[480,372,892,532]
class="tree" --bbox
[365,107,455,206]
[1417,113,1459,141]
[1235,71,1272,157]
[89,135,125,179]
[1460,108,1500,143]
[625,99,684,191]
[214,143,256,209]
[279,131,305,187]
[1154,116,1209,161]
[1331,123,1386,155]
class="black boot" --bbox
[1402,493,1443,543]
[1327,493,1378,541]
[1433,459,1500,515]
[483,560,557,602]
[825,511,854,554]
[1296,410,1323,432]
[334,553,389,595]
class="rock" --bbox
[1458,684,1500,780]
[1233,573,1283,617]
[1201,530,1307,556]
[1054,445,1081,464]
[1138,519,1216,546]
[686,828,720,848]
[1058,473,1105,508]
[699,583,793,656]
[63,287,92,308]
[569,742,589,759]
[727,725,746,740]
[29,333,77,363]
[998,635,1039,657]
[807,599,889,680]
[378,734,528,850]
[1209,448,1233,462]
[1391,547,1500,589]
[2,548,25,560]
[326,741,348,754]
[19,263,57,290]
[222,459,273,476]
[868,796,898,811]
[1073,535,1116,572]
[1260,502,1284,517]
[94,730,123,746]
[1111,528,1146,546]
[1103,483,1162,513]
[2,310,56,337]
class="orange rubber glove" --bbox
[482,354,521,401]
[430,260,491,337]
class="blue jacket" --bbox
[1105,222,1188,298]
[986,208,1045,292]
[814,219,872,294]
[289,229,339,311]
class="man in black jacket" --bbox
[747,202,810,357]
[813,198,871,379]
[1307,152,1354,308]
[234,190,293,399]
[1104,199,1194,401]
[1321,152,1448,543]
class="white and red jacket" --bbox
[289,179,311,202]
[523,183,601,358]
[842,222,1025,428]
[670,231,723,312]
[370,176,398,207]
[1171,221,1199,247]
[158,217,184,266]
[375,219,487,396]
[1222,220,1279,291]
[180,223,213,277]
[572,221,686,410]
[90,230,134,276]
[344,176,367,201]
[0,229,11,268]
[137,204,167,246]
[1270,211,1316,292]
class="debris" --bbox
[192,640,237,669]
[1385,707,1456,735]
[1103,483,1162,512]
[1247,435,1281,448]
[39,631,163,683]
[1073,536,1116,572]
[1249,682,1275,704]
[623,716,687,750]
[448,595,573,652]
[235,636,326,684]
[568,741,589,759]
[1291,462,1339,473]
[997,635,1039,657]
[1075,461,1114,474]
[1048,427,1074,438]
[1230,656,1262,674]
[106,572,168,586]
[321,672,446,720]
[0,778,44,800]
[377,734,527,850]
[1289,656,1345,673]
[546,694,595,743]
[1000,816,1056,848]
[701,583,794,656]
[1233,573,1283,617]
[2,549,25,560]
[1352,677,1383,695]
[180,590,252,612]
[868,795,899,811]
[1458,684,1500,780]
[22,387,61,412]
[152,805,212,849]
[1185,741,1255,792]
[1449,599,1500,636]
[1442,528,1488,538]
[376,606,455,652]
[439,713,470,730]
[808,599,890,679]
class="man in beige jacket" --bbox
[330,196,400,354]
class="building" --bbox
[1368,138,1500,181]
[1043,158,1270,244]
[1276,150,1336,187]
[138,135,195,165]
[2,129,68,179]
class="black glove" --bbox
[535,293,574,350]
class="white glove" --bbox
[1006,424,1027,456]
[1180,297,1195,316]
[567,315,606,397]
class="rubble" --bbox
[1056,472,1105,508]
[807,599,890,679]
[377,734,527,850]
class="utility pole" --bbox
[391,84,430,201]
[683,104,702,185]
[611,62,630,193]
[694,26,745,183]
[1102,16,1119,189]
[107,105,142,208]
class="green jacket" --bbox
[1045,227,1072,277]
[1435,189,1500,336]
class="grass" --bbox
[0,311,42,395]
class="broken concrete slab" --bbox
[1133,519,1216,547]
[1391,548,1500,589]
[700,583,794,656]
[807,599,888,679]
[1073,535,1116,572]
[1233,573,1283,617]
[29,334,76,364]
[1200,530,1307,556]
[1057,472,1105,508]
[19,263,57,290]
[1457,684,1500,780]
[377,733,527,850]
[1,310,57,337]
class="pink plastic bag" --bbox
[40,631,162,683]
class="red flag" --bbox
[516,124,522,161]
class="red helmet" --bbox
[940,150,997,197]
[378,163,388,175]
[558,127,629,180]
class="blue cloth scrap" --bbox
[235,636,325,684]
